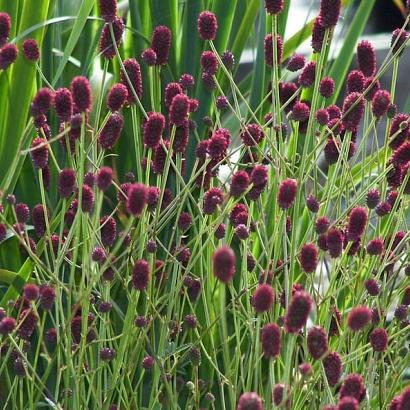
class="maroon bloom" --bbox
[357,40,376,77]
[316,216,330,234]
[107,83,128,112]
[319,0,341,28]
[300,243,318,273]
[316,109,330,126]
[292,102,310,122]
[169,93,190,126]
[213,245,236,283]
[80,184,94,213]
[141,48,157,66]
[320,76,335,98]
[151,25,172,65]
[347,70,365,93]
[31,88,54,117]
[0,12,11,47]
[346,206,368,241]
[230,170,250,197]
[372,90,391,118]
[22,39,40,61]
[100,215,116,247]
[99,17,124,59]
[340,373,366,402]
[126,183,147,217]
[367,237,384,255]
[265,0,284,14]
[179,73,195,89]
[347,306,372,331]
[54,88,73,122]
[201,50,218,74]
[392,141,410,166]
[15,203,29,224]
[391,28,408,55]
[299,61,316,88]
[261,323,281,358]
[277,178,297,210]
[342,92,365,132]
[197,11,218,41]
[132,259,150,290]
[0,43,18,70]
[98,112,124,149]
[236,392,263,410]
[120,58,143,103]
[285,291,313,333]
[71,76,92,112]
[338,397,359,410]
[99,0,117,22]
[0,316,16,335]
[97,167,113,191]
[18,309,38,339]
[164,82,183,108]
[369,328,388,352]
[307,326,328,359]
[366,188,380,209]
[323,351,342,386]
[58,168,77,198]
[203,188,224,214]
[326,228,344,257]
[32,204,47,237]
[40,286,56,310]
[24,284,39,301]
[264,33,283,66]
[287,53,305,71]
[311,17,326,52]
[143,112,165,148]
[252,284,275,313]
[240,123,264,146]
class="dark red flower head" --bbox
[0,43,17,70]
[319,76,335,98]
[58,168,77,198]
[319,0,341,28]
[32,204,48,237]
[287,53,305,72]
[203,188,224,214]
[369,327,388,352]
[265,0,284,14]
[164,82,183,108]
[357,40,376,77]
[236,392,263,410]
[366,237,384,255]
[252,284,275,313]
[97,167,113,191]
[98,112,124,149]
[342,92,365,132]
[120,58,143,103]
[0,316,16,335]
[221,50,235,70]
[311,17,326,52]
[22,39,40,61]
[251,165,268,188]
[30,138,49,169]
[372,90,391,118]
[315,216,330,234]
[141,48,157,66]
[40,285,56,310]
[391,28,408,56]
[292,101,310,122]
[169,93,190,126]
[179,73,195,90]
[31,88,54,117]
[277,178,297,209]
[240,123,264,146]
[340,373,366,402]
[366,188,380,209]
[151,25,172,65]
[143,112,165,148]
[261,323,281,358]
[213,245,236,283]
[99,0,117,22]
[107,83,128,112]
[126,183,147,217]
[285,290,313,333]
[326,228,344,257]
[80,184,94,213]
[99,17,124,59]
[197,11,218,41]
[338,397,359,410]
[347,70,365,93]
[132,259,150,290]
[307,326,328,359]
[264,33,283,66]
[54,88,73,122]
[300,243,318,273]
[323,351,342,386]
[100,215,116,247]
[201,50,218,74]
[316,109,329,126]
[299,61,316,88]
[346,206,368,241]
[230,170,250,197]
[0,13,11,47]
[15,203,29,224]
[347,305,371,331]
[71,76,92,112]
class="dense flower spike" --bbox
[201,51,218,74]
[277,178,297,209]
[392,141,410,165]
[132,259,150,290]
[357,40,376,77]
[15,203,29,224]
[319,0,341,28]
[389,113,410,149]
[264,33,283,66]
[31,88,54,117]
[0,43,18,70]
[120,58,143,103]
[197,11,218,40]
[252,284,274,313]
[107,83,128,112]
[40,286,56,310]
[98,112,124,149]
[71,76,92,112]
[287,53,305,72]
[346,207,368,241]
[299,61,316,88]
[369,328,388,352]
[80,184,94,213]
[347,306,371,331]
[126,183,147,217]
[213,246,236,283]
[97,167,113,191]
[0,12,11,47]
[292,102,310,122]
[143,112,165,148]
[54,88,73,122]
[30,138,49,169]
[58,168,76,198]
[367,238,384,255]
[261,323,281,358]
[99,17,124,59]
[391,28,408,55]
[340,373,366,402]
[342,92,365,132]
[265,0,284,14]
[100,215,116,247]
[203,188,224,214]
[347,70,365,93]
[285,291,313,333]
[319,76,335,98]
[311,17,326,52]
[240,123,264,146]
[32,204,47,237]
[366,188,380,209]
[141,48,157,66]
[326,228,344,257]
[230,171,250,197]
[307,326,328,359]
[0,316,16,335]
[300,243,318,273]
[372,90,391,118]
[236,392,264,410]
[151,25,172,65]
[338,397,359,410]
[22,39,40,61]
[99,0,117,22]
[323,351,342,386]
[169,93,190,126]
